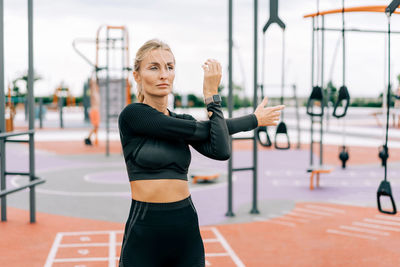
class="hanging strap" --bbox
[274,122,290,150]
[377,180,397,214]
[377,8,397,215]
[256,126,272,147]
[332,86,350,118]
[306,86,324,117]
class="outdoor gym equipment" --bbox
[5,85,15,132]
[377,0,399,215]
[73,25,132,156]
[332,0,351,169]
[226,0,263,216]
[305,0,333,190]
[0,0,46,223]
[262,0,290,150]
[305,1,399,210]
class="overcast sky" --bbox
[2,0,400,98]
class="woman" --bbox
[118,39,284,267]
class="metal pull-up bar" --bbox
[386,0,400,15]
[263,0,285,32]
[0,0,45,223]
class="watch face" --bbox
[213,95,221,103]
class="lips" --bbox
[157,84,169,87]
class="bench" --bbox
[191,173,220,184]
[307,166,332,190]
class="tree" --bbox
[11,71,42,97]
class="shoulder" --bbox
[119,103,157,124]
[120,103,158,116]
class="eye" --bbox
[168,65,174,70]
[150,66,158,70]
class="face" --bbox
[133,49,175,99]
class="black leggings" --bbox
[119,196,205,267]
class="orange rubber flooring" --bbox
[2,202,400,267]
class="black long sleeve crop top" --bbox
[118,102,258,181]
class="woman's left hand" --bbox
[254,97,285,126]
[202,59,222,99]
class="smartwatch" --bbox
[204,94,222,105]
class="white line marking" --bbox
[364,218,400,227]
[279,216,309,223]
[109,231,116,267]
[211,227,245,267]
[203,238,219,243]
[294,208,333,216]
[253,217,269,222]
[58,230,123,236]
[44,233,63,267]
[326,229,377,240]
[59,243,108,248]
[287,212,321,219]
[78,249,89,255]
[266,220,296,227]
[339,225,390,236]
[375,214,400,222]
[53,257,110,263]
[205,253,230,257]
[267,213,281,218]
[305,205,345,213]
[353,222,400,232]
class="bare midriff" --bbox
[130,179,190,203]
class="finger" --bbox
[260,97,268,107]
[208,61,216,73]
[270,105,285,111]
[216,62,222,74]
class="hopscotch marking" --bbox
[44,228,244,267]
[209,227,245,267]
[44,230,123,267]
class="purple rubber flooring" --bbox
[4,143,400,226]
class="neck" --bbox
[143,96,169,115]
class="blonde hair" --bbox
[134,39,174,103]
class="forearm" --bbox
[187,113,259,141]
[189,103,231,160]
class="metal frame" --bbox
[73,26,131,156]
[226,0,259,217]
[0,0,45,223]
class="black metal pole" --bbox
[106,29,110,157]
[320,16,325,166]
[59,97,64,128]
[39,98,43,129]
[310,18,315,166]
[226,0,234,217]
[250,0,259,214]
[384,14,392,182]
[28,0,36,223]
[0,0,6,222]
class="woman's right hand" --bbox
[254,97,285,126]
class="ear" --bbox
[133,71,141,84]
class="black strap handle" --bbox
[379,145,389,167]
[274,122,290,150]
[306,86,324,117]
[377,180,397,215]
[338,145,349,169]
[256,126,272,147]
[332,85,350,118]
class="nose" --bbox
[159,68,168,79]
